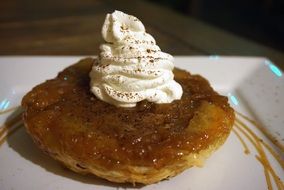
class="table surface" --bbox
[1,0,283,69]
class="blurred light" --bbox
[228,93,239,106]
[264,60,282,77]
[0,99,7,109]
[269,64,282,77]
[209,55,220,60]
[0,99,10,111]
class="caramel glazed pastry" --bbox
[22,11,235,184]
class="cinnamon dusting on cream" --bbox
[89,10,182,107]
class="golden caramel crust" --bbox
[22,58,235,184]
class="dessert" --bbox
[21,11,235,184]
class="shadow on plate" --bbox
[5,109,143,189]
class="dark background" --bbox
[0,0,283,61]
[148,0,284,52]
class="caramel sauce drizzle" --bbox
[0,106,283,189]
[0,106,23,147]
[0,125,22,146]
[234,113,284,190]
[237,111,284,153]
[232,128,250,154]
[0,106,20,115]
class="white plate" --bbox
[0,56,283,190]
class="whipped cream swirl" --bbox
[90,10,183,107]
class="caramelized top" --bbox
[22,58,234,170]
